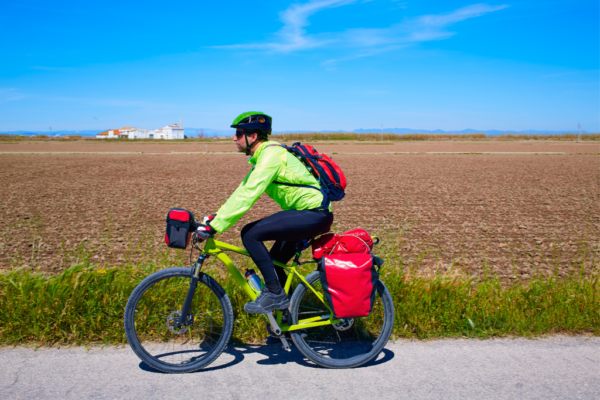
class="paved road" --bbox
[1,337,598,399]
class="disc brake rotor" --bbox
[166,311,191,334]
[333,318,354,331]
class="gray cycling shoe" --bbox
[244,287,290,314]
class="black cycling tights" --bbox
[241,209,334,292]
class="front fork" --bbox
[174,250,290,352]
[175,253,207,327]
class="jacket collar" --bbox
[248,140,279,165]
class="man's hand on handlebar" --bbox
[202,214,216,225]
[193,217,217,242]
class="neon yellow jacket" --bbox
[210,141,329,233]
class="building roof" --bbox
[97,129,129,136]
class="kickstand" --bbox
[266,312,291,352]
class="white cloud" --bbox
[542,71,578,78]
[321,44,406,68]
[216,1,510,65]
[215,0,359,52]
[416,4,509,28]
[45,96,179,109]
[275,0,359,52]
[0,88,28,103]
[31,66,76,72]
[336,4,510,49]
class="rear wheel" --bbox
[124,267,234,373]
[289,271,394,368]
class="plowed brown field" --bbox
[1,141,598,280]
[1,140,598,154]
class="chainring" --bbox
[265,322,281,338]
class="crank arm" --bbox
[266,313,291,352]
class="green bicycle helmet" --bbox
[231,111,272,137]
[231,111,273,155]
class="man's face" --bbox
[233,128,247,153]
[233,129,259,153]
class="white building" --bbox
[146,129,162,139]
[126,128,148,139]
[96,127,132,139]
[140,123,184,140]
[96,120,184,140]
[161,123,184,140]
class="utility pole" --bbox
[577,123,582,142]
[381,124,383,142]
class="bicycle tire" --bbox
[124,267,234,373]
[290,270,394,369]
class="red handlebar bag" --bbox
[165,208,195,249]
[319,253,379,319]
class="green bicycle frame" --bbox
[198,238,342,332]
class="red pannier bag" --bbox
[319,253,380,319]
[312,228,373,260]
[165,208,195,249]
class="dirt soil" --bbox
[0,140,598,154]
[0,146,598,280]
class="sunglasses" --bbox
[234,131,247,139]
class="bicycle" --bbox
[124,232,395,373]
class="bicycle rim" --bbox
[291,271,394,368]
[126,269,231,371]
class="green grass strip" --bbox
[0,265,597,345]
[382,271,599,338]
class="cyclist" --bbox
[194,111,333,314]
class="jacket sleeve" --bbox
[210,150,283,233]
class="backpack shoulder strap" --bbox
[272,181,330,211]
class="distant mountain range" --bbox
[1,130,110,137]
[0,128,589,137]
[277,128,589,135]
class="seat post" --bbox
[293,251,302,264]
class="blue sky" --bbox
[1,0,598,132]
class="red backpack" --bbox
[270,142,347,202]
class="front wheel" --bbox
[290,270,394,369]
[124,267,234,373]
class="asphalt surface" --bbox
[1,337,598,399]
